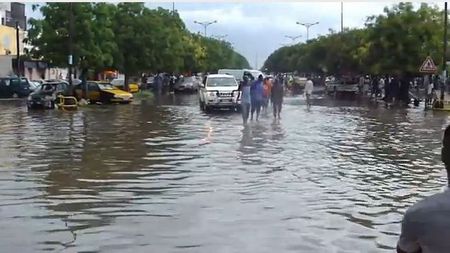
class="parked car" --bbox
[27,81,70,109]
[110,79,140,93]
[174,76,200,92]
[0,77,32,98]
[198,74,240,111]
[73,81,133,104]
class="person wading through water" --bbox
[304,75,314,108]
[237,74,252,125]
[397,124,450,253]
[262,77,272,115]
[250,74,264,121]
[271,74,284,119]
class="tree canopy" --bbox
[27,3,250,82]
[263,2,445,77]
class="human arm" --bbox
[397,211,421,253]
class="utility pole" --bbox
[296,21,319,41]
[15,21,20,77]
[443,1,448,101]
[172,2,175,15]
[68,2,74,87]
[341,2,343,32]
[194,20,217,37]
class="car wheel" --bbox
[12,93,18,98]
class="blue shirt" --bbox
[250,80,264,102]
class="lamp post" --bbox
[194,20,217,37]
[296,21,319,41]
[68,2,74,87]
[341,2,344,33]
[285,35,302,43]
[442,1,448,100]
[15,21,20,77]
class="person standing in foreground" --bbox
[397,124,450,253]
[271,75,284,119]
[304,76,314,108]
[250,74,264,121]
[238,75,251,125]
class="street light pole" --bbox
[285,35,302,43]
[442,1,448,100]
[341,2,344,32]
[68,2,74,87]
[296,21,319,41]
[194,20,217,37]
[15,21,20,77]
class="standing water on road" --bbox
[0,95,448,252]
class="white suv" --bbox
[198,74,240,111]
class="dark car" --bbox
[27,81,70,109]
[0,77,32,98]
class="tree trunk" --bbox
[124,73,130,92]
[81,67,88,98]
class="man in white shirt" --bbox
[304,76,314,108]
[397,125,450,253]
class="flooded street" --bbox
[0,94,448,252]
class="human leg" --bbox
[251,100,256,120]
[242,103,250,124]
[255,100,261,121]
[277,102,282,118]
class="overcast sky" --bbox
[25,2,442,70]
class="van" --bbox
[0,77,31,98]
[217,69,264,82]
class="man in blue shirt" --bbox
[250,74,264,121]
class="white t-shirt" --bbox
[398,188,450,253]
[304,80,314,95]
[427,83,434,95]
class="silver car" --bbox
[174,76,200,92]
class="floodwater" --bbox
[0,94,448,252]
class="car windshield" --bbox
[206,77,236,87]
[98,84,115,90]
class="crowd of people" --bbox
[237,72,314,124]
[360,74,445,107]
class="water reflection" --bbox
[0,95,448,252]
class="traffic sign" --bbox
[419,56,437,73]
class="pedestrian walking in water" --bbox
[304,75,314,108]
[250,74,264,121]
[154,72,163,95]
[271,75,284,119]
[262,77,272,115]
[397,124,450,253]
[238,75,251,125]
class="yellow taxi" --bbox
[110,79,140,93]
[74,81,133,104]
